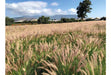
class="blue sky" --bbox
[6,0,106,18]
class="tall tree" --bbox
[76,0,92,20]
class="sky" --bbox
[6,0,106,18]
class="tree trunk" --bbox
[81,17,83,21]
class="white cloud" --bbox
[56,9,62,13]
[68,8,77,14]
[6,1,52,16]
[55,8,77,15]
[6,1,77,17]
[55,9,67,15]
[42,9,54,16]
[51,2,59,6]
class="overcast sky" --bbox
[6,0,106,18]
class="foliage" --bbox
[6,17,14,26]
[38,16,50,24]
[61,18,70,23]
[22,21,37,25]
[76,0,92,20]
[60,18,79,23]
[86,18,94,21]
[100,17,106,20]
[70,18,76,22]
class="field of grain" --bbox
[6,21,106,75]
[6,21,105,41]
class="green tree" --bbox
[61,18,70,23]
[100,17,106,20]
[6,17,14,26]
[70,18,76,22]
[38,16,50,24]
[76,0,92,20]
[86,18,94,21]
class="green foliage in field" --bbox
[86,18,95,21]
[6,31,106,75]
[6,17,14,26]
[38,16,50,24]
[100,17,106,21]
[60,18,79,23]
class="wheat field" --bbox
[6,21,106,75]
[6,21,105,41]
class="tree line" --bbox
[5,16,106,26]
[5,16,80,26]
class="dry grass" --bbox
[5,21,106,75]
[6,21,106,41]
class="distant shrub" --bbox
[60,18,78,23]
[60,18,69,23]
[22,20,37,25]
[6,17,14,26]
[86,18,94,21]
[100,17,106,20]
[38,16,50,24]
[70,18,76,22]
